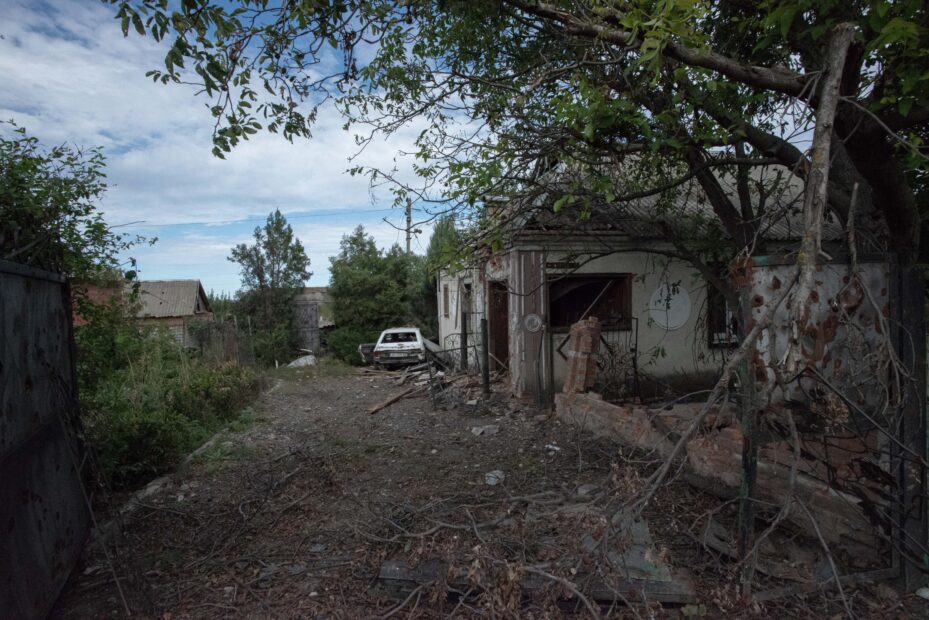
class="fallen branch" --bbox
[367,387,419,415]
[628,267,799,515]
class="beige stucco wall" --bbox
[436,240,729,398]
[544,248,727,390]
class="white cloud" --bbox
[1,0,437,292]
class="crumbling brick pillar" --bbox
[562,317,602,394]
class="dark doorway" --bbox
[488,281,509,372]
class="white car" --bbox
[372,327,427,368]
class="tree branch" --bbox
[506,0,809,98]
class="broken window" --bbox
[443,284,450,318]
[382,331,418,343]
[707,287,739,347]
[548,275,632,331]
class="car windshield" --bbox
[382,332,417,343]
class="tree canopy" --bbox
[0,120,145,278]
[327,225,429,360]
[111,0,928,272]
[229,208,311,294]
[228,209,311,364]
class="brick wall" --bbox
[562,317,602,394]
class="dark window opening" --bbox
[382,331,418,343]
[442,284,450,317]
[549,276,632,331]
[461,282,473,313]
[707,288,739,347]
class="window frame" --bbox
[547,274,633,333]
[707,286,739,348]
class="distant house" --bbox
[136,280,213,345]
[293,287,334,353]
[72,278,214,345]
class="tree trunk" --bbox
[786,23,857,376]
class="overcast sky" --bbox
[1,0,432,293]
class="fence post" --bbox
[481,318,490,395]
[460,309,469,371]
[898,265,928,589]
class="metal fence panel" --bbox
[0,260,89,619]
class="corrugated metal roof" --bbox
[501,163,843,242]
[136,280,209,318]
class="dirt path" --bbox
[53,367,631,618]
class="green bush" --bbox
[78,326,261,489]
[326,326,377,365]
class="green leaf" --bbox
[131,12,145,36]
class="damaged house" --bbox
[438,163,926,583]
[438,164,839,404]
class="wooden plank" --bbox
[367,387,417,415]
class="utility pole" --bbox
[405,197,412,254]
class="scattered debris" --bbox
[376,553,695,606]
[556,391,879,553]
[56,367,919,618]
[287,354,317,367]
[471,424,499,436]
[484,470,505,486]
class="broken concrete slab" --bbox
[587,510,677,584]
[555,392,880,555]
[555,392,675,458]
[287,354,317,367]
[697,517,818,583]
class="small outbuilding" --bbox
[136,279,213,345]
[293,286,334,354]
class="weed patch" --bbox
[78,327,262,489]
